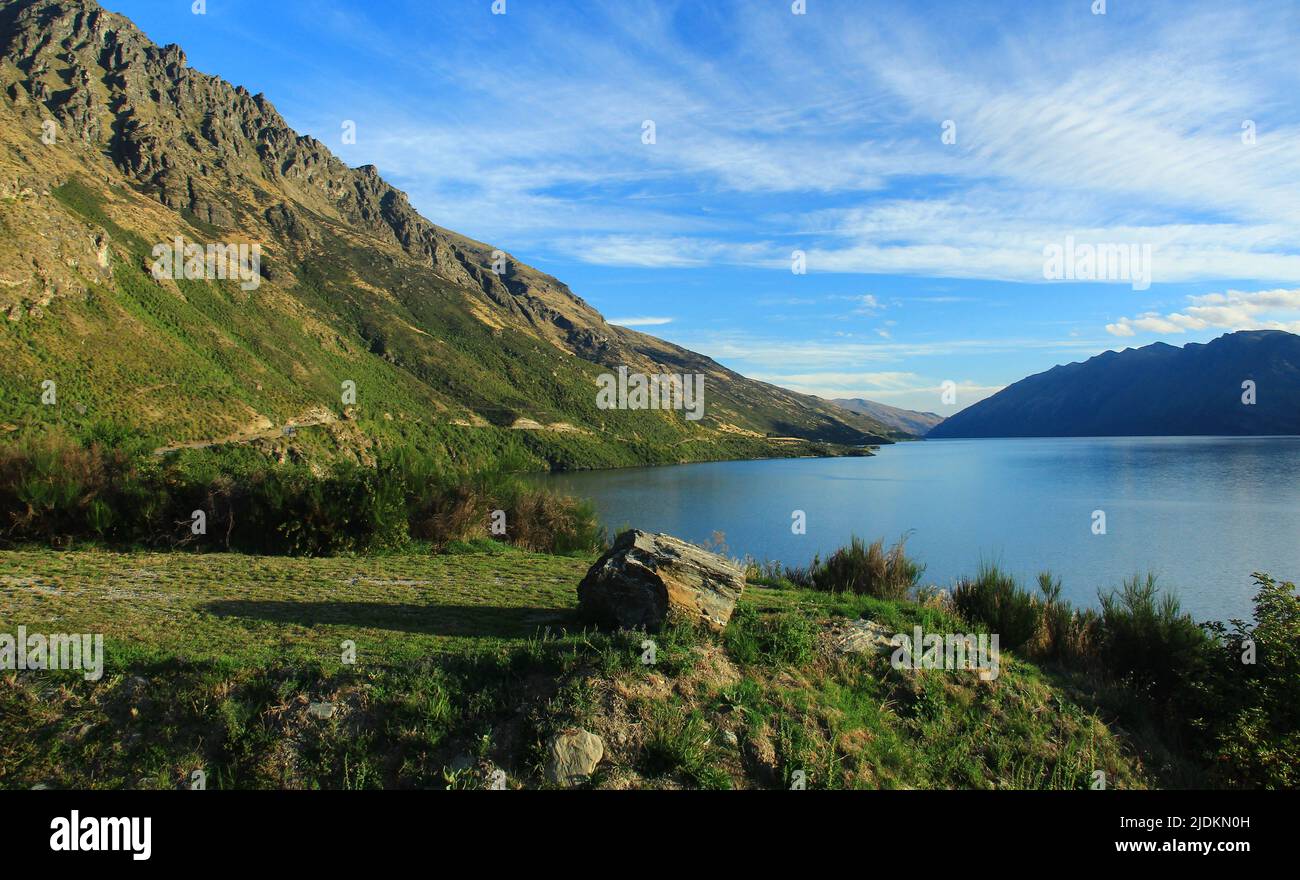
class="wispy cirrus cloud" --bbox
[285,0,1300,286]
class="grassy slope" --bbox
[1,178,850,472]
[0,16,900,467]
[0,547,1149,790]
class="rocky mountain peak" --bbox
[0,0,605,350]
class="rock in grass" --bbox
[578,530,744,633]
[544,729,604,786]
[827,618,897,656]
[307,702,336,720]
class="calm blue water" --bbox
[540,437,1300,622]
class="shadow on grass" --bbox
[200,600,579,638]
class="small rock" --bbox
[483,765,508,790]
[307,701,336,720]
[544,729,604,786]
[827,618,897,656]
[449,753,474,772]
[721,729,739,747]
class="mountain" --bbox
[0,0,900,470]
[927,330,1300,438]
[829,398,944,437]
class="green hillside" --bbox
[0,0,903,471]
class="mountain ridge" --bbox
[829,398,945,437]
[0,0,910,470]
[927,330,1300,438]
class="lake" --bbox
[540,436,1300,623]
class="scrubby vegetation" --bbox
[952,561,1043,651]
[1,524,1293,789]
[0,178,886,478]
[781,534,925,600]
[1200,574,1300,788]
[764,539,1297,789]
[0,431,603,556]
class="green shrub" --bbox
[794,535,924,600]
[1036,571,1098,666]
[1202,573,1300,788]
[951,562,1040,650]
[0,433,600,557]
[1098,573,1213,702]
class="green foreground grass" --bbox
[0,546,1149,790]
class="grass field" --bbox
[0,546,1152,790]
[0,544,588,664]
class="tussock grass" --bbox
[780,534,924,600]
[951,561,1040,651]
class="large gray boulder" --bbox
[578,530,744,632]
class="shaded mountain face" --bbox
[829,398,944,437]
[0,0,897,469]
[928,331,1300,438]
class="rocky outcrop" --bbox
[0,0,603,346]
[578,530,744,632]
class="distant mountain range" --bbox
[830,398,945,437]
[0,0,906,471]
[928,330,1300,438]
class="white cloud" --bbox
[608,316,674,327]
[1106,288,1300,337]
[681,333,1110,370]
[853,294,883,314]
[747,370,1004,415]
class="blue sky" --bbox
[107,0,1300,415]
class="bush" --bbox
[0,433,601,557]
[951,562,1040,651]
[1098,573,1213,703]
[795,535,924,600]
[1035,571,1098,666]
[0,432,141,546]
[1202,573,1300,788]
